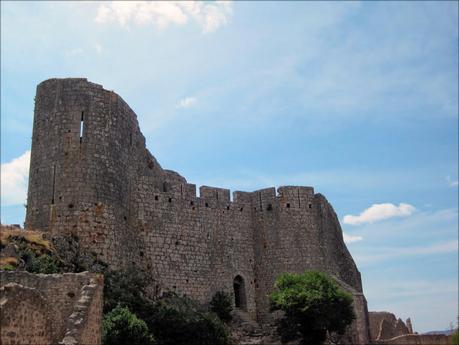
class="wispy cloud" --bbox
[95,1,232,33]
[1,151,30,206]
[446,175,458,187]
[176,96,197,109]
[95,43,103,54]
[343,233,363,244]
[355,239,458,266]
[343,203,416,226]
[65,48,84,57]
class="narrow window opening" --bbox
[240,207,244,212]
[168,198,172,203]
[205,203,209,208]
[267,204,273,211]
[155,195,159,201]
[79,111,84,143]
[51,165,56,204]
[163,182,168,192]
[286,203,290,208]
[190,201,194,206]
[308,203,312,209]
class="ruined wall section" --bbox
[369,312,412,341]
[0,271,103,345]
[0,283,52,345]
[251,186,364,323]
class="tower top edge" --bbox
[37,78,105,90]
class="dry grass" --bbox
[0,257,18,266]
[0,226,53,251]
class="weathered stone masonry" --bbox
[0,271,103,345]
[25,78,370,343]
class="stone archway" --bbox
[233,275,247,311]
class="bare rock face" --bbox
[25,78,371,344]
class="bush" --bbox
[26,253,60,274]
[147,294,230,345]
[103,267,154,315]
[103,268,230,345]
[210,291,233,322]
[269,271,355,345]
[102,305,155,345]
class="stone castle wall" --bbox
[0,271,103,345]
[25,78,370,342]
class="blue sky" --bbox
[1,1,457,333]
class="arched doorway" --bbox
[233,275,247,311]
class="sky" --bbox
[1,1,458,333]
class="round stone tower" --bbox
[25,78,158,265]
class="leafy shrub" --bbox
[102,305,155,345]
[103,266,154,315]
[210,291,233,322]
[148,294,230,345]
[25,253,60,274]
[269,271,355,345]
[103,268,230,345]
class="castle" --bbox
[25,78,370,343]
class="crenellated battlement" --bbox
[25,78,369,343]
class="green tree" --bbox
[102,305,155,345]
[210,291,233,322]
[269,271,355,345]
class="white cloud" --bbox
[95,43,103,54]
[65,48,84,57]
[1,151,31,206]
[176,96,197,109]
[343,203,416,225]
[343,233,363,244]
[95,1,232,33]
[446,175,458,187]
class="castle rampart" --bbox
[25,78,370,343]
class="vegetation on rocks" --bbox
[0,227,62,273]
